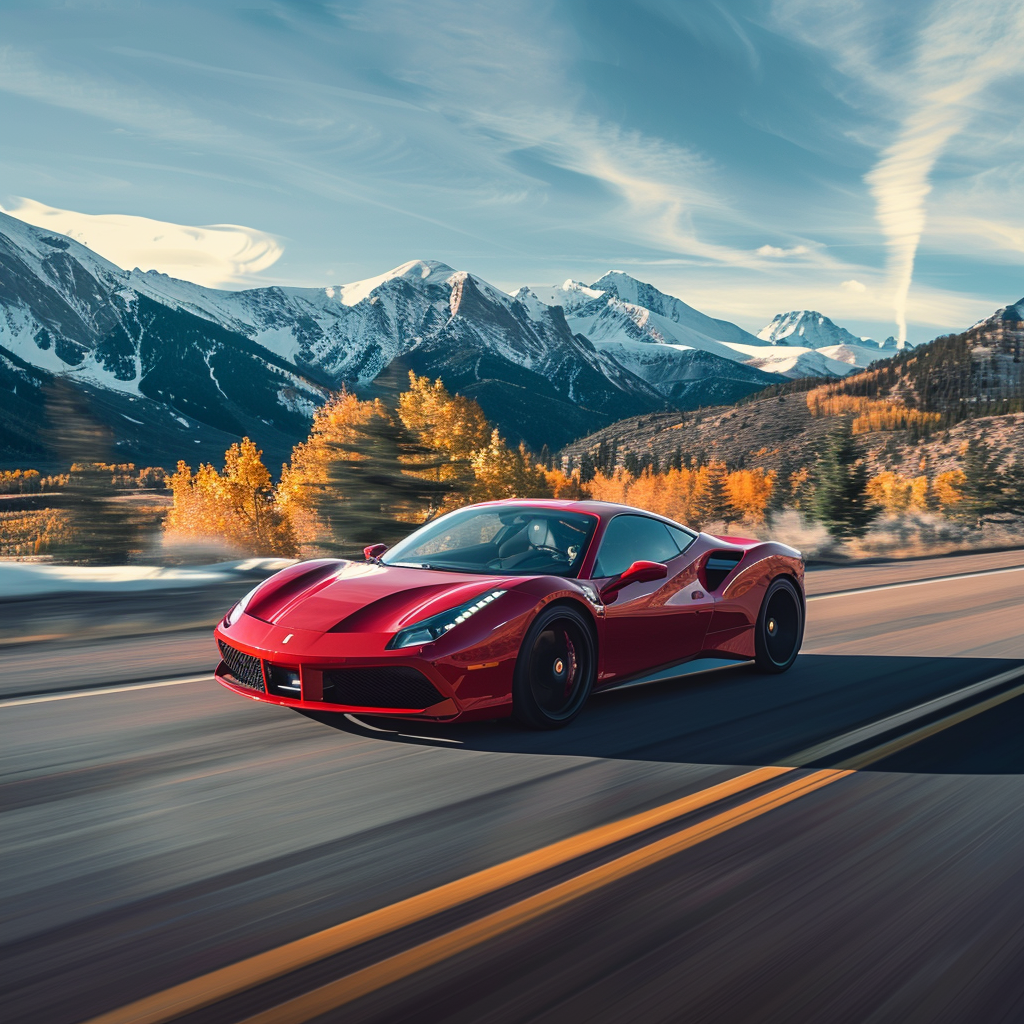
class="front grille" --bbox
[218,640,265,692]
[323,666,443,710]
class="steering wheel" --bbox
[531,545,569,561]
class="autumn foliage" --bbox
[588,462,776,528]
[152,369,1023,558]
[806,388,941,435]
[166,438,297,555]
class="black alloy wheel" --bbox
[754,576,803,673]
[513,605,596,729]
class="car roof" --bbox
[470,497,692,528]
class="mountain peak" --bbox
[333,259,455,306]
[758,310,877,350]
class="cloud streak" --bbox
[1,197,283,287]
[864,1,1024,343]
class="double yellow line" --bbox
[85,765,848,1024]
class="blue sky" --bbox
[1,0,1023,344]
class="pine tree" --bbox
[956,438,1022,525]
[699,461,734,527]
[312,414,453,557]
[811,420,878,539]
[45,380,145,565]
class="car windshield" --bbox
[382,505,598,577]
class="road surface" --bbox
[2,550,1024,1023]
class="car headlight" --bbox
[223,583,262,627]
[387,590,507,650]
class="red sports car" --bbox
[214,499,804,729]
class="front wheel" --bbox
[754,577,803,673]
[513,605,596,729]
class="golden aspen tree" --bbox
[470,431,552,500]
[933,470,966,509]
[165,440,296,556]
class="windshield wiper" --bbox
[386,560,469,572]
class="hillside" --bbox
[559,300,1024,482]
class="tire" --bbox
[512,605,596,729]
[753,577,803,673]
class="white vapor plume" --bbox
[1,198,282,287]
[866,1,1024,345]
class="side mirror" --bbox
[364,543,388,561]
[599,559,668,601]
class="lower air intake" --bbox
[323,666,443,710]
[218,640,265,692]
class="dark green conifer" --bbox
[45,380,144,564]
[811,420,877,539]
[312,413,454,557]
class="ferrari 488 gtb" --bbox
[214,499,804,729]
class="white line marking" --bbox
[342,713,462,743]
[808,563,1024,601]
[343,713,398,733]
[0,675,210,709]
[398,732,463,744]
[782,664,1024,766]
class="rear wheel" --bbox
[754,577,803,673]
[513,605,596,729]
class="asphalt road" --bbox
[2,551,1024,1024]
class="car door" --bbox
[591,514,714,683]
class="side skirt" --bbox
[597,655,751,693]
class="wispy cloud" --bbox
[1,0,1017,340]
[0,45,244,147]
[1,197,283,286]
[773,0,1024,343]
[865,1,1024,343]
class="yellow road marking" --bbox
[835,678,1024,769]
[82,765,790,1024]
[240,768,850,1024]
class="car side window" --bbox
[667,524,696,554]
[592,515,681,578]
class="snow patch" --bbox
[0,558,293,597]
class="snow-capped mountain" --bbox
[756,310,902,373]
[527,275,893,385]
[129,257,671,437]
[0,211,332,466]
[759,310,873,348]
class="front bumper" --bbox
[213,604,526,721]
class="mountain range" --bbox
[0,210,903,466]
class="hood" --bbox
[245,559,512,634]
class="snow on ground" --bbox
[0,558,296,598]
[724,341,861,378]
